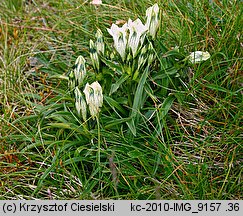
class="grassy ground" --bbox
[0,0,242,199]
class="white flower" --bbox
[74,55,86,86]
[83,81,103,118]
[107,23,128,61]
[90,0,102,5]
[95,28,105,55]
[188,51,211,64]
[127,18,148,57]
[91,81,103,108]
[145,3,160,39]
[90,39,100,71]
[74,87,87,121]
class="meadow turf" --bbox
[0,0,242,199]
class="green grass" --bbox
[0,0,242,200]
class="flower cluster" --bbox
[69,55,103,120]
[107,3,160,61]
[69,4,160,121]
[68,3,211,124]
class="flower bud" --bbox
[110,50,116,60]
[148,53,155,65]
[68,69,75,90]
[137,45,148,70]
[90,39,100,71]
[74,55,86,86]
[126,52,133,63]
[147,43,155,65]
[95,28,105,55]
[74,87,87,121]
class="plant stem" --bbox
[96,115,101,188]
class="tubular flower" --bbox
[90,39,100,71]
[74,55,86,86]
[188,51,211,64]
[95,28,105,55]
[145,3,160,39]
[107,23,128,61]
[127,18,148,58]
[74,87,87,121]
[83,81,103,118]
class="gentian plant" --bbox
[68,3,210,137]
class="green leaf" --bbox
[162,49,184,59]
[47,122,72,129]
[126,119,136,137]
[104,96,126,115]
[159,95,175,119]
[206,84,238,95]
[154,95,175,137]
[153,67,178,80]
[128,66,150,136]
[160,77,169,97]
[49,74,69,80]
[128,150,143,158]
[105,117,132,129]
[109,74,130,95]
[33,148,61,196]
[75,146,88,156]
[132,67,150,114]
[100,57,123,75]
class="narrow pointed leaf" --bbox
[109,74,130,95]
[127,66,150,136]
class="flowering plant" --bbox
[67,3,210,137]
